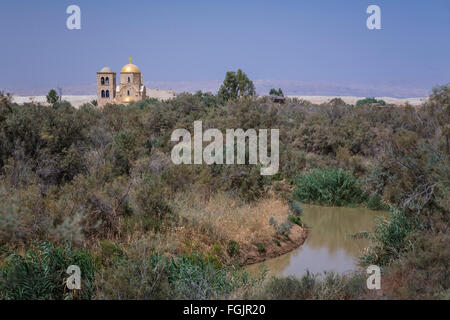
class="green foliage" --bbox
[0,241,95,300]
[224,165,269,201]
[288,215,303,227]
[269,88,284,97]
[218,69,255,103]
[362,209,416,266]
[356,97,386,106]
[293,168,364,206]
[256,243,265,253]
[99,240,126,266]
[46,89,59,104]
[111,130,139,176]
[387,232,450,299]
[96,252,171,299]
[101,252,256,300]
[0,84,449,300]
[289,200,303,216]
[367,193,389,211]
[269,216,293,238]
[227,240,240,257]
[257,271,366,300]
[166,253,231,299]
[132,176,175,231]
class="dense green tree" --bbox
[218,69,255,103]
[356,97,386,106]
[46,89,59,104]
[269,88,284,97]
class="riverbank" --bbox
[243,224,308,265]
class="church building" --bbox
[97,59,147,107]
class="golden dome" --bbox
[121,64,141,73]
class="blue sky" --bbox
[0,0,449,96]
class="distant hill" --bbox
[3,80,431,99]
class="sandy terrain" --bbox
[11,89,177,108]
[287,95,427,106]
[11,93,427,108]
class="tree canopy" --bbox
[269,88,284,97]
[46,89,59,104]
[218,69,255,103]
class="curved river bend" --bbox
[247,204,389,278]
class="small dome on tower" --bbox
[100,67,113,72]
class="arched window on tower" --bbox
[128,77,130,83]
[105,77,109,85]
[101,90,105,98]
[106,90,110,98]
[101,77,105,85]
[127,90,130,96]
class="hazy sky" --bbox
[0,0,449,96]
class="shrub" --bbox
[96,253,170,300]
[356,97,386,106]
[227,240,240,257]
[292,168,364,206]
[257,272,366,300]
[288,215,303,227]
[276,222,292,238]
[46,89,59,104]
[384,232,450,299]
[256,243,265,253]
[132,176,175,229]
[0,241,95,300]
[289,201,303,216]
[362,209,416,266]
[367,193,389,211]
[110,130,139,176]
[167,253,254,299]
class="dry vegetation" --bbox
[0,83,448,299]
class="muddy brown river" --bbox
[247,204,389,278]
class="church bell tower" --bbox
[97,67,116,107]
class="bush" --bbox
[367,193,389,211]
[46,89,59,104]
[384,232,450,299]
[289,200,303,216]
[288,215,303,227]
[227,240,240,257]
[0,241,95,300]
[257,272,365,300]
[356,97,386,106]
[256,243,265,253]
[362,209,416,266]
[292,168,364,206]
[132,176,175,230]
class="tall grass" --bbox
[171,192,292,252]
[0,241,95,300]
[250,271,367,300]
[292,168,364,206]
[362,209,416,266]
[95,249,261,300]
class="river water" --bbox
[247,204,389,278]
